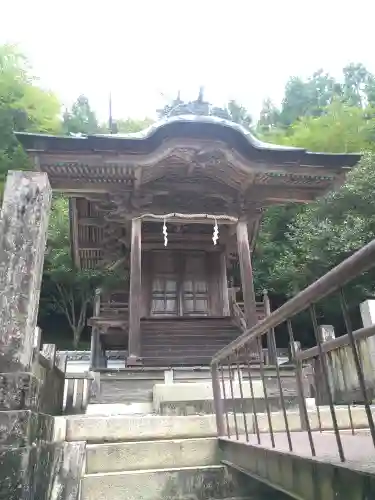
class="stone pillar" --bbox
[0,172,51,373]
[313,325,335,405]
[127,218,142,364]
[357,300,375,401]
[236,221,257,328]
[319,324,335,342]
[0,172,52,499]
[289,340,301,363]
[360,300,375,365]
[360,299,375,327]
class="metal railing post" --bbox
[211,363,225,437]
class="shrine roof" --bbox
[15,114,361,168]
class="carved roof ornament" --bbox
[167,87,211,117]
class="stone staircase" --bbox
[65,413,277,500]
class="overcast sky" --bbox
[2,0,374,122]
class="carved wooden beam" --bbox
[51,180,134,193]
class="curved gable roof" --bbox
[15,114,361,168]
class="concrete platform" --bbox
[81,465,268,500]
[152,380,265,411]
[65,406,374,443]
[86,438,219,473]
[66,414,220,443]
[153,380,276,415]
[86,402,153,416]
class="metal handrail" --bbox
[212,238,375,364]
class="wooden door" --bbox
[150,251,179,316]
[149,251,210,316]
[181,252,209,316]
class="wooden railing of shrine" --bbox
[99,290,129,317]
[228,287,267,326]
[228,288,278,365]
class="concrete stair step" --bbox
[85,438,219,474]
[66,408,370,444]
[66,414,218,443]
[81,465,257,500]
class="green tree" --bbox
[0,44,61,189]
[267,153,375,296]
[281,100,373,153]
[62,95,99,134]
[116,117,154,133]
[342,63,373,108]
[225,100,252,129]
[278,71,339,127]
[42,196,126,347]
[253,94,375,304]
[258,98,281,133]
[279,76,315,126]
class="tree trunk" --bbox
[72,327,83,349]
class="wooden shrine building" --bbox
[16,111,360,368]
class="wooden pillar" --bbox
[128,218,142,363]
[220,252,230,316]
[236,221,257,328]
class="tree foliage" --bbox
[62,95,100,134]
[258,63,375,131]
[115,117,154,133]
[0,44,61,189]
[254,63,375,315]
[279,100,374,153]
[42,196,127,347]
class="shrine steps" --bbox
[85,438,219,473]
[140,317,242,367]
[67,414,273,500]
[81,466,255,500]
